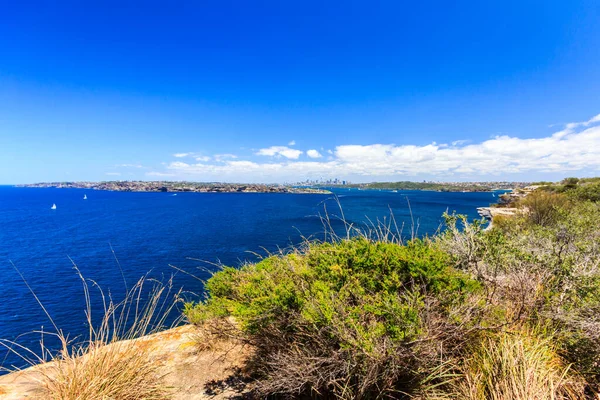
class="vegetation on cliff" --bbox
[347,180,528,192]
[187,182,600,399]
[537,177,600,202]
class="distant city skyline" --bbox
[1,1,600,184]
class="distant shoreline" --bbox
[13,180,533,194]
[341,181,530,193]
[15,181,332,194]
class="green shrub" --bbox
[186,238,481,398]
[517,191,570,226]
[537,176,600,202]
[561,177,580,189]
[570,182,600,202]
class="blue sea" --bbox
[0,186,497,369]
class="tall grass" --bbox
[318,195,417,245]
[453,328,585,400]
[1,265,181,400]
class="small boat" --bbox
[51,204,57,210]
[171,193,178,196]
[391,190,398,193]
[83,194,87,200]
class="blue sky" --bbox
[1,1,599,183]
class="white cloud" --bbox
[451,139,470,146]
[306,149,322,158]
[173,152,211,161]
[146,171,176,177]
[256,146,303,159]
[214,153,238,162]
[105,172,122,176]
[116,163,143,168]
[288,140,296,146]
[166,160,337,179]
[155,113,600,182]
[554,114,600,137]
[588,113,600,124]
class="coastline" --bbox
[343,181,531,193]
[476,185,539,228]
[16,181,534,195]
[16,181,332,195]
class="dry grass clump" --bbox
[42,339,164,400]
[453,328,585,400]
[2,267,180,400]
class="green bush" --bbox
[186,238,481,398]
[561,177,580,189]
[571,182,600,202]
[537,176,600,202]
[517,191,570,226]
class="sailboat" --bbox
[51,203,57,210]
[83,194,87,200]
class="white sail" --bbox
[51,204,57,210]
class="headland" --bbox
[17,181,332,194]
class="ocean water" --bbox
[0,186,498,369]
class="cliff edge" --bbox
[0,325,252,400]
